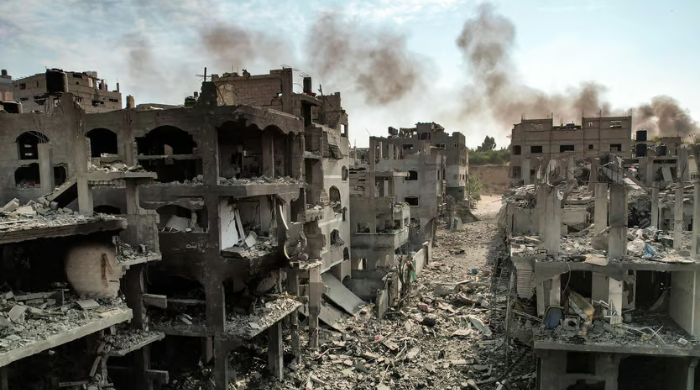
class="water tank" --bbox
[635,143,647,157]
[657,145,668,156]
[45,69,67,94]
[636,130,647,142]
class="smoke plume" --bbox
[306,11,424,105]
[199,23,295,70]
[456,3,612,126]
[636,96,700,138]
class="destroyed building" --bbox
[511,116,632,185]
[503,153,700,390]
[361,135,447,248]
[4,68,123,113]
[382,122,468,200]
[0,94,163,389]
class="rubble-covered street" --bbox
[164,197,534,390]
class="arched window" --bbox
[329,186,342,213]
[16,131,49,160]
[330,229,344,247]
[406,170,418,181]
[341,166,348,181]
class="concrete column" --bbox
[542,186,562,257]
[609,278,623,324]
[1,366,8,390]
[388,176,395,197]
[37,143,54,195]
[125,180,139,215]
[377,141,383,160]
[201,337,214,364]
[645,158,655,187]
[598,354,619,390]
[548,275,561,307]
[594,183,609,234]
[591,273,609,303]
[267,321,284,380]
[567,156,575,180]
[367,138,376,198]
[522,158,531,185]
[651,182,660,229]
[286,270,301,359]
[213,340,229,390]
[679,147,690,181]
[77,177,93,215]
[693,181,700,259]
[537,185,546,238]
[308,266,322,349]
[686,358,699,390]
[675,184,684,249]
[387,144,394,160]
[205,281,225,333]
[262,132,275,178]
[589,158,599,190]
[608,184,627,259]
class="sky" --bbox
[1,0,698,148]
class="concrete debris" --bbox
[0,289,126,354]
[88,162,145,173]
[0,199,121,232]
[214,200,527,390]
[76,299,100,310]
[153,174,302,187]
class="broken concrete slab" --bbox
[8,305,27,323]
[321,273,366,315]
[468,316,492,337]
[76,299,100,310]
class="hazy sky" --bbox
[1,0,698,148]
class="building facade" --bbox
[510,116,632,185]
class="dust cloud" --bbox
[306,11,424,105]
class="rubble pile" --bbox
[88,162,145,173]
[100,329,163,353]
[511,226,695,263]
[115,238,153,263]
[535,310,698,348]
[237,210,532,390]
[0,290,126,352]
[502,185,536,208]
[153,175,303,186]
[0,198,120,231]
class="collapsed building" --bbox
[0,96,162,388]
[0,66,392,389]
[502,151,700,389]
[510,116,633,186]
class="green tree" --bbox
[477,136,496,152]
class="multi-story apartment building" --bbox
[383,122,468,200]
[8,68,122,113]
[510,116,632,185]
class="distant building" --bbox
[8,68,122,113]
[510,116,632,185]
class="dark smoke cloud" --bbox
[199,23,295,71]
[122,33,165,85]
[456,3,611,125]
[457,3,697,138]
[636,96,700,138]
[306,11,424,105]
